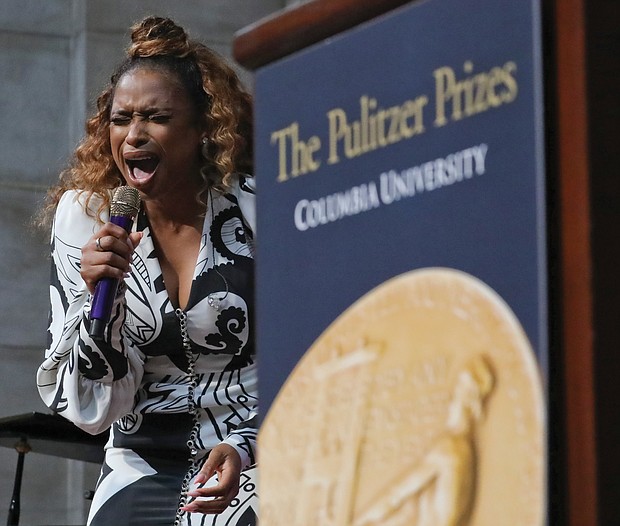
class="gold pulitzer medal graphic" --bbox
[259,268,546,526]
[259,268,546,525]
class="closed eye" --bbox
[110,115,131,125]
[148,114,171,123]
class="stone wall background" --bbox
[0,1,288,523]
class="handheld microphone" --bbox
[89,186,141,340]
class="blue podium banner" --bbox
[254,0,547,522]
[255,0,546,411]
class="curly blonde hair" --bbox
[39,16,253,227]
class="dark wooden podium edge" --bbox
[233,0,413,70]
[552,0,598,524]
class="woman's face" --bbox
[109,67,204,200]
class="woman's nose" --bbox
[126,118,148,145]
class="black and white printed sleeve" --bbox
[37,190,145,434]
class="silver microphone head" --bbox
[110,186,141,217]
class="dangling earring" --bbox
[201,137,209,159]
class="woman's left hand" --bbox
[182,443,242,515]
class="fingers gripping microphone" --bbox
[89,186,141,340]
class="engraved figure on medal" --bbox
[355,355,495,526]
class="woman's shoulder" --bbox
[223,173,254,199]
[236,173,255,195]
[57,189,108,213]
[228,174,256,234]
[54,189,109,241]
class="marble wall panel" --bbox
[0,188,50,349]
[0,32,72,184]
[0,0,73,36]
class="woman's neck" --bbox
[142,185,206,231]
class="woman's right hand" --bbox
[80,223,143,294]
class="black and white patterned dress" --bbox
[37,175,258,525]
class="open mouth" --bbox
[125,155,160,181]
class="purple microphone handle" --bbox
[89,215,134,339]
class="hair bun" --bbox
[128,16,191,59]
